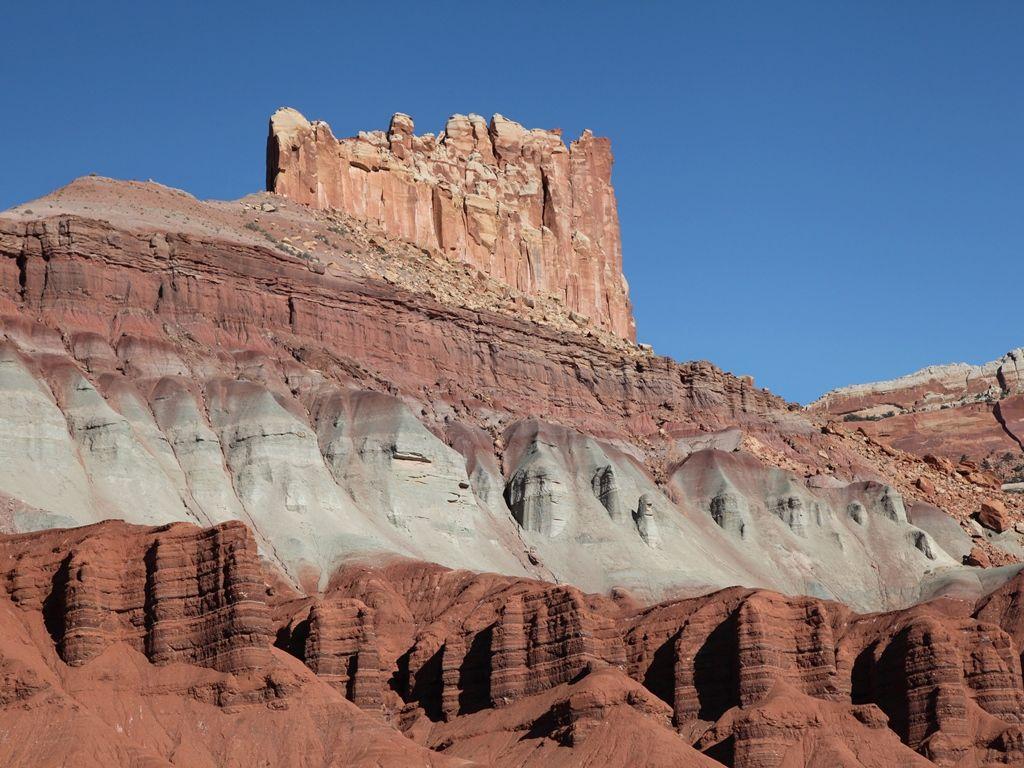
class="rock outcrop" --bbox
[316,558,1024,766]
[267,108,635,339]
[1,108,1024,765]
[810,350,1024,484]
[1,508,1024,766]
[0,519,273,672]
[279,597,383,709]
[0,176,1020,610]
[0,522,460,768]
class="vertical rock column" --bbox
[489,586,623,706]
[267,107,636,340]
[303,599,383,710]
[1,521,274,674]
[143,521,274,673]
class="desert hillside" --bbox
[0,109,1021,767]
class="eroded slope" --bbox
[0,176,1021,608]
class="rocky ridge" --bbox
[0,173,1021,610]
[810,350,1024,485]
[0,106,1023,765]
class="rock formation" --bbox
[0,519,275,672]
[0,174,1020,609]
[267,108,635,339]
[0,522,457,767]
[0,107,1021,765]
[810,350,1024,484]
[2,523,1023,766]
[278,597,383,709]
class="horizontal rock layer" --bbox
[313,558,1024,766]
[1,107,1021,765]
[0,178,1019,610]
[3,521,1024,766]
[0,524,458,768]
[810,350,1024,481]
[0,519,273,672]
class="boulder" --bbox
[964,545,992,568]
[977,499,1013,533]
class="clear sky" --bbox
[3,2,1022,403]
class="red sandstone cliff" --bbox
[0,176,1020,602]
[317,559,1024,767]
[0,521,456,767]
[267,107,636,339]
[0,106,1023,766]
[3,521,1024,767]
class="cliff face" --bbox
[1,104,1024,765]
[0,176,1020,610]
[267,108,635,340]
[0,521,458,768]
[3,522,1024,768]
[292,559,1024,767]
[0,519,273,672]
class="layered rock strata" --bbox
[0,522,458,768]
[0,177,1020,609]
[811,350,1024,482]
[278,597,383,709]
[2,106,1023,766]
[313,558,1024,766]
[0,519,272,672]
[4,520,1024,766]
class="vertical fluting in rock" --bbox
[437,627,495,720]
[592,466,624,522]
[847,612,1024,764]
[490,585,624,705]
[267,107,635,340]
[143,521,274,672]
[0,520,273,673]
[734,593,842,706]
[301,599,383,710]
[709,487,749,538]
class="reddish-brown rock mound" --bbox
[5,520,1021,767]
[810,350,1024,484]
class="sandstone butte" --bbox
[267,107,635,340]
[0,107,1019,767]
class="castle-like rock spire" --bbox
[267,107,635,340]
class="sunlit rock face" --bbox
[0,320,980,608]
[809,348,1024,480]
[267,107,636,340]
[4,103,1024,767]
[6,521,1024,768]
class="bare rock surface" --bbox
[267,108,635,339]
[0,174,1021,609]
[3,521,1023,766]
[810,350,1024,483]
[0,108,1023,764]
[0,522,454,768]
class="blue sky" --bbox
[3,2,1022,403]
